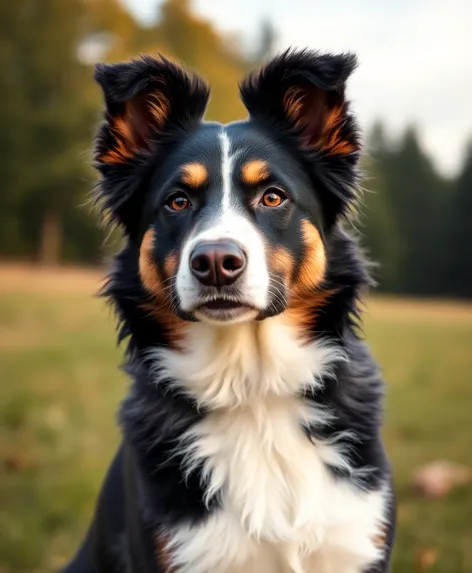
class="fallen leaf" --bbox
[416,547,439,570]
[412,460,471,498]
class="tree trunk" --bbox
[39,208,62,265]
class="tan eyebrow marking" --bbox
[241,160,270,185]
[181,163,208,188]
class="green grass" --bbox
[1,267,471,573]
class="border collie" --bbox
[63,49,395,573]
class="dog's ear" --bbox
[95,55,209,165]
[94,55,209,231]
[240,50,360,222]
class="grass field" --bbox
[1,265,471,573]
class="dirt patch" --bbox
[1,264,471,324]
[0,263,105,295]
[366,295,472,324]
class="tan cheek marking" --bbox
[285,289,336,334]
[139,230,186,349]
[268,246,294,281]
[269,243,333,334]
[139,228,162,296]
[164,252,178,278]
[283,221,332,337]
[241,160,270,185]
[181,162,208,188]
[296,220,326,291]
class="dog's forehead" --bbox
[172,121,287,178]
[154,120,319,218]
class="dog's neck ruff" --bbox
[147,317,387,573]
[149,316,344,410]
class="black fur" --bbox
[94,54,209,235]
[63,49,395,573]
[240,48,361,225]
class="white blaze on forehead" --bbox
[175,127,271,315]
[219,128,233,212]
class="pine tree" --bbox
[362,122,401,291]
[444,142,472,297]
[0,0,98,263]
[385,127,445,294]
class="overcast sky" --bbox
[124,0,471,175]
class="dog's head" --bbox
[95,50,360,338]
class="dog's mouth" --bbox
[195,298,258,323]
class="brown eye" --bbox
[167,194,190,211]
[261,188,285,208]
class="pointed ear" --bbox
[240,50,360,222]
[93,55,209,233]
[240,49,359,157]
[94,55,209,166]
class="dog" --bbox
[63,49,395,573]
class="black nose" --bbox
[190,241,247,287]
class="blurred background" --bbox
[0,1,471,571]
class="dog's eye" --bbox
[261,188,286,208]
[167,194,190,212]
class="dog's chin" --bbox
[175,294,287,325]
[194,300,259,325]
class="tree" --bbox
[0,0,149,264]
[144,0,277,123]
[361,122,401,291]
[0,0,98,263]
[143,0,247,122]
[444,142,472,297]
[0,0,37,256]
[383,127,446,294]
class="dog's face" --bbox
[95,51,360,333]
[139,122,328,325]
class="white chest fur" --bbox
[152,318,387,573]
